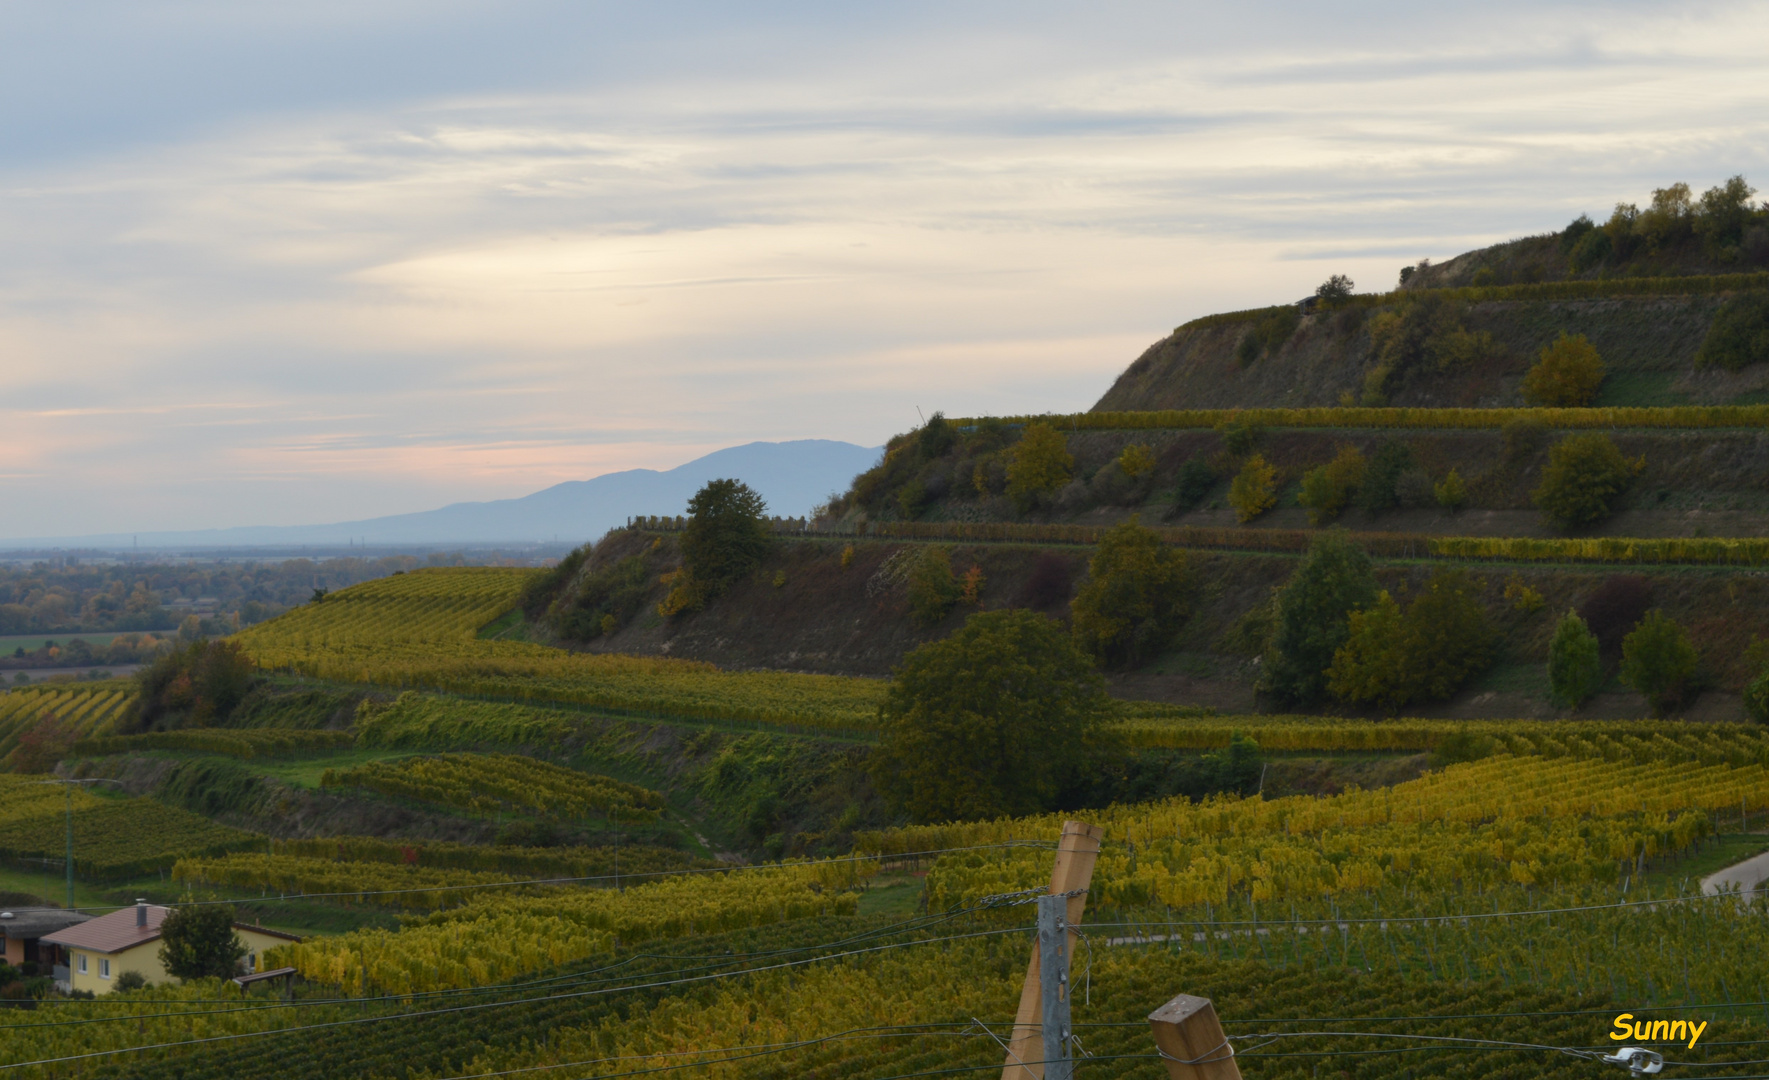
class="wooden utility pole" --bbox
[1000,820,1104,1080]
[1149,994,1242,1080]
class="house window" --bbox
[247,952,257,973]
[78,954,87,974]
[100,958,110,979]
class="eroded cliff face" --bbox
[1093,295,1767,413]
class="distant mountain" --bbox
[4,440,881,549]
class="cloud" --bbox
[3,1,1768,534]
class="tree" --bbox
[1533,433,1641,528]
[906,546,962,627]
[1228,455,1278,523]
[1327,569,1494,710]
[1296,445,1365,526]
[680,478,771,599]
[1005,423,1073,511]
[1548,610,1604,709]
[1069,519,1194,668]
[1168,457,1217,513]
[1356,441,1417,514]
[1117,443,1156,479]
[1745,663,1769,724]
[871,610,1108,823]
[9,713,74,773]
[1695,175,1758,252]
[1434,468,1468,512]
[1695,292,1769,372]
[1315,274,1355,307]
[159,904,246,981]
[1260,534,1379,708]
[1620,609,1698,717]
[1521,333,1606,407]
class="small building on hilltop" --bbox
[0,907,91,979]
[41,901,299,995]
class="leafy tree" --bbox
[1548,610,1604,709]
[1521,332,1606,407]
[1620,609,1698,717]
[1533,433,1641,528]
[1356,441,1416,514]
[680,479,771,599]
[159,904,246,981]
[1327,569,1494,710]
[1259,534,1378,708]
[1005,423,1073,511]
[916,411,956,459]
[1228,455,1278,523]
[9,713,74,773]
[1434,468,1468,512]
[1695,292,1769,371]
[1315,274,1355,307]
[906,546,962,627]
[871,609,1108,823]
[1695,175,1757,252]
[1069,519,1194,668]
[1296,444,1365,526]
[1215,418,1262,457]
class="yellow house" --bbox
[41,901,299,995]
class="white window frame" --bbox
[77,954,87,974]
[100,958,111,979]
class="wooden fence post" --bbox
[1000,820,1104,1080]
[1149,993,1242,1080]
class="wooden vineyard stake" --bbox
[1149,993,1242,1080]
[1000,820,1104,1080]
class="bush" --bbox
[1326,568,1494,711]
[1695,292,1769,371]
[1521,332,1606,407]
[1745,665,1769,724]
[1533,433,1640,527]
[1568,227,1613,272]
[159,904,246,981]
[1005,423,1073,511]
[1168,457,1217,513]
[1548,611,1604,709]
[680,478,771,599]
[1069,520,1193,668]
[112,970,150,992]
[1260,534,1379,708]
[1216,418,1262,457]
[1577,575,1653,655]
[906,547,962,627]
[1357,441,1417,514]
[1228,455,1278,523]
[1296,445,1365,526]
[1620,609,1698,717]
[128,639,256,732]
[1434,468,1468,512]
[1118,443,1156,479]
[871,609,1108,823]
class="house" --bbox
[40,900,299,995]
[0,907,91,978]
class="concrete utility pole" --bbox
[1036,895,1074,1080]
[37,778,124,910]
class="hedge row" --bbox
[953,404,1769,432]
[1176,270,1769,330]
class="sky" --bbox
[4,1,1768,536]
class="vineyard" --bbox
[269,834,709,876]
[0,792,258,877]
[237,571,886,730]
[72,727,356,759]
[0,680,134,765]
[319,752,666,821]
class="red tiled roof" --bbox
[42,905,167,955]
[40,907,303,954]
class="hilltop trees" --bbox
[1260,534,1379,708]
[665,479,772,613]
[871,609,1107,823]
[1522,333,1606,407]
[1069,519,1193,668]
